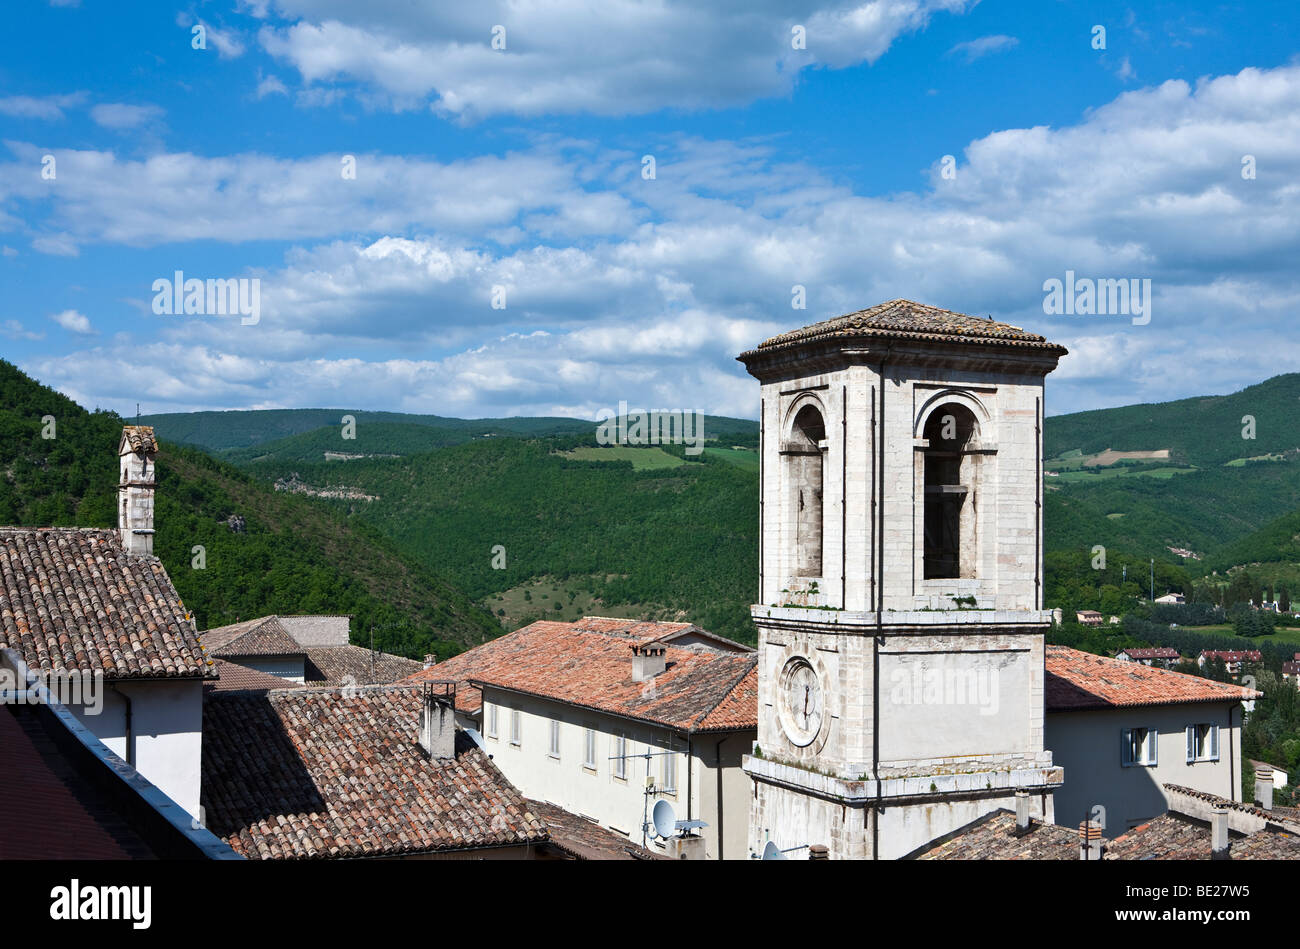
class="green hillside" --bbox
[0,361,500,658]
[242,437,760,643]
[1045,373,1300,466]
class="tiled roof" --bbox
[408,619,757,733]
[740,299,1068,360]
[0,528,211,679]
[908,810,1077,860]
[201,686,547,859]
[1104,814,1300,860]
[206,659,305,693]
[201,616,304,658]
[1046,645,1259,711]
[1163,784,1300,831]
[303,644,422,687]
[1282,661,1300,676]
[526,800,665,860]
[1198,650,1261,662]
[119,425,158,454]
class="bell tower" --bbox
[739,300,1068,859]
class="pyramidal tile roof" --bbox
[200,615,303,658]
[740,299,1067,359]
[0,527,211,679]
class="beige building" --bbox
[737,299,1068,860]
[1045,645,1258,837]
[406,617,756,859]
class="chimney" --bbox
[423,653,437,670]
[1255,769,1274,811]
[1210,807,1230,860]
[1078,820,1103,860]
[631,642,667,682]
[418,682,456,760]
[1014,790,1031,833]
[808,844,830,860]
[118,426,158,557]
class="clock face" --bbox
[779,657,824,747]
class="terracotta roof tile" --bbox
[201,686,546,859]
[303,644,422,687]
[0,527,211,679]
[1046,645,1259,711]
[740,299,1068,360]
[407,619,756,733]
[527,800,665,860]
[909,810,1077,860]
[201,616,303,657]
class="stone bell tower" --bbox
[118,425,158,557]
[738,300,1068,860]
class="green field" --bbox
[559,445,688,469]
[1169,624,1300,648]
[706,446,760,471]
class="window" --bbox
[549,719,561,758]
[487,703,498,739]
[584,727,597,770]
[1186,723,1220,763]
[1121,727,1158,767]
[613,734,627,779]
[786,404,826,578]
[661,745,677,793]
[921,404,979,579]
[510,709,521,746]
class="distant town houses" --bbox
[1076,610,1104,627]
[1197,650,1263,677]
[1282,657,1300,691]
[1114,647,1181,668]
[1153,592,1185,605]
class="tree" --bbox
[1280,585,1292,614]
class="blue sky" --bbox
[3,0,1299,419]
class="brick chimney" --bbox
[118,426,158,557]
[1210,807,1230,859]
[423,653,437,670]
[418,682,456,760]
[631,642,667,682]
[807,844,830,860]
[1078,819,1103,860]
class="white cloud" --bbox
[255,72,290,98]
[1,320,43,341]
[947,34,1019,62]
[0,92,87,120]
[89,103,164,130]
[49,309,93,334]
[256,0,972,118]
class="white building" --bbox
[406,617,756,859]
[0,426,212,820]
[736,299,1067,860]
[1045,645,1257,837]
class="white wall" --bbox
[481,688,750,859]
[240,657,305,683]
[69,679,205,821]
[1047,701,1242,837]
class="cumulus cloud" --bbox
[0,92,87,120]
[255,0,972,118]
[16,63,1300,415]
[49,309,93,334]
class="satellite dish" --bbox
[762,841,786,861]
[651,799,677,839]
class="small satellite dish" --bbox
[762,841,787,861]
[651,799,677,839]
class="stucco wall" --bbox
[1047,701,1241,837]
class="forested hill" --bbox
[0,361,500,659]
[1045,373,1300,466]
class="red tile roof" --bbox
[1046,645,1259,711]
[0,528,211,679]
[200,616,304,657]
[1198,650,1262,662]
[526,800,665,860]
[908,810,1078,860]
[206,659,305,693]
[201,686,546,859]
[303,644,422,687]
[1116,647,1180,660]
[405,618,757,733]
